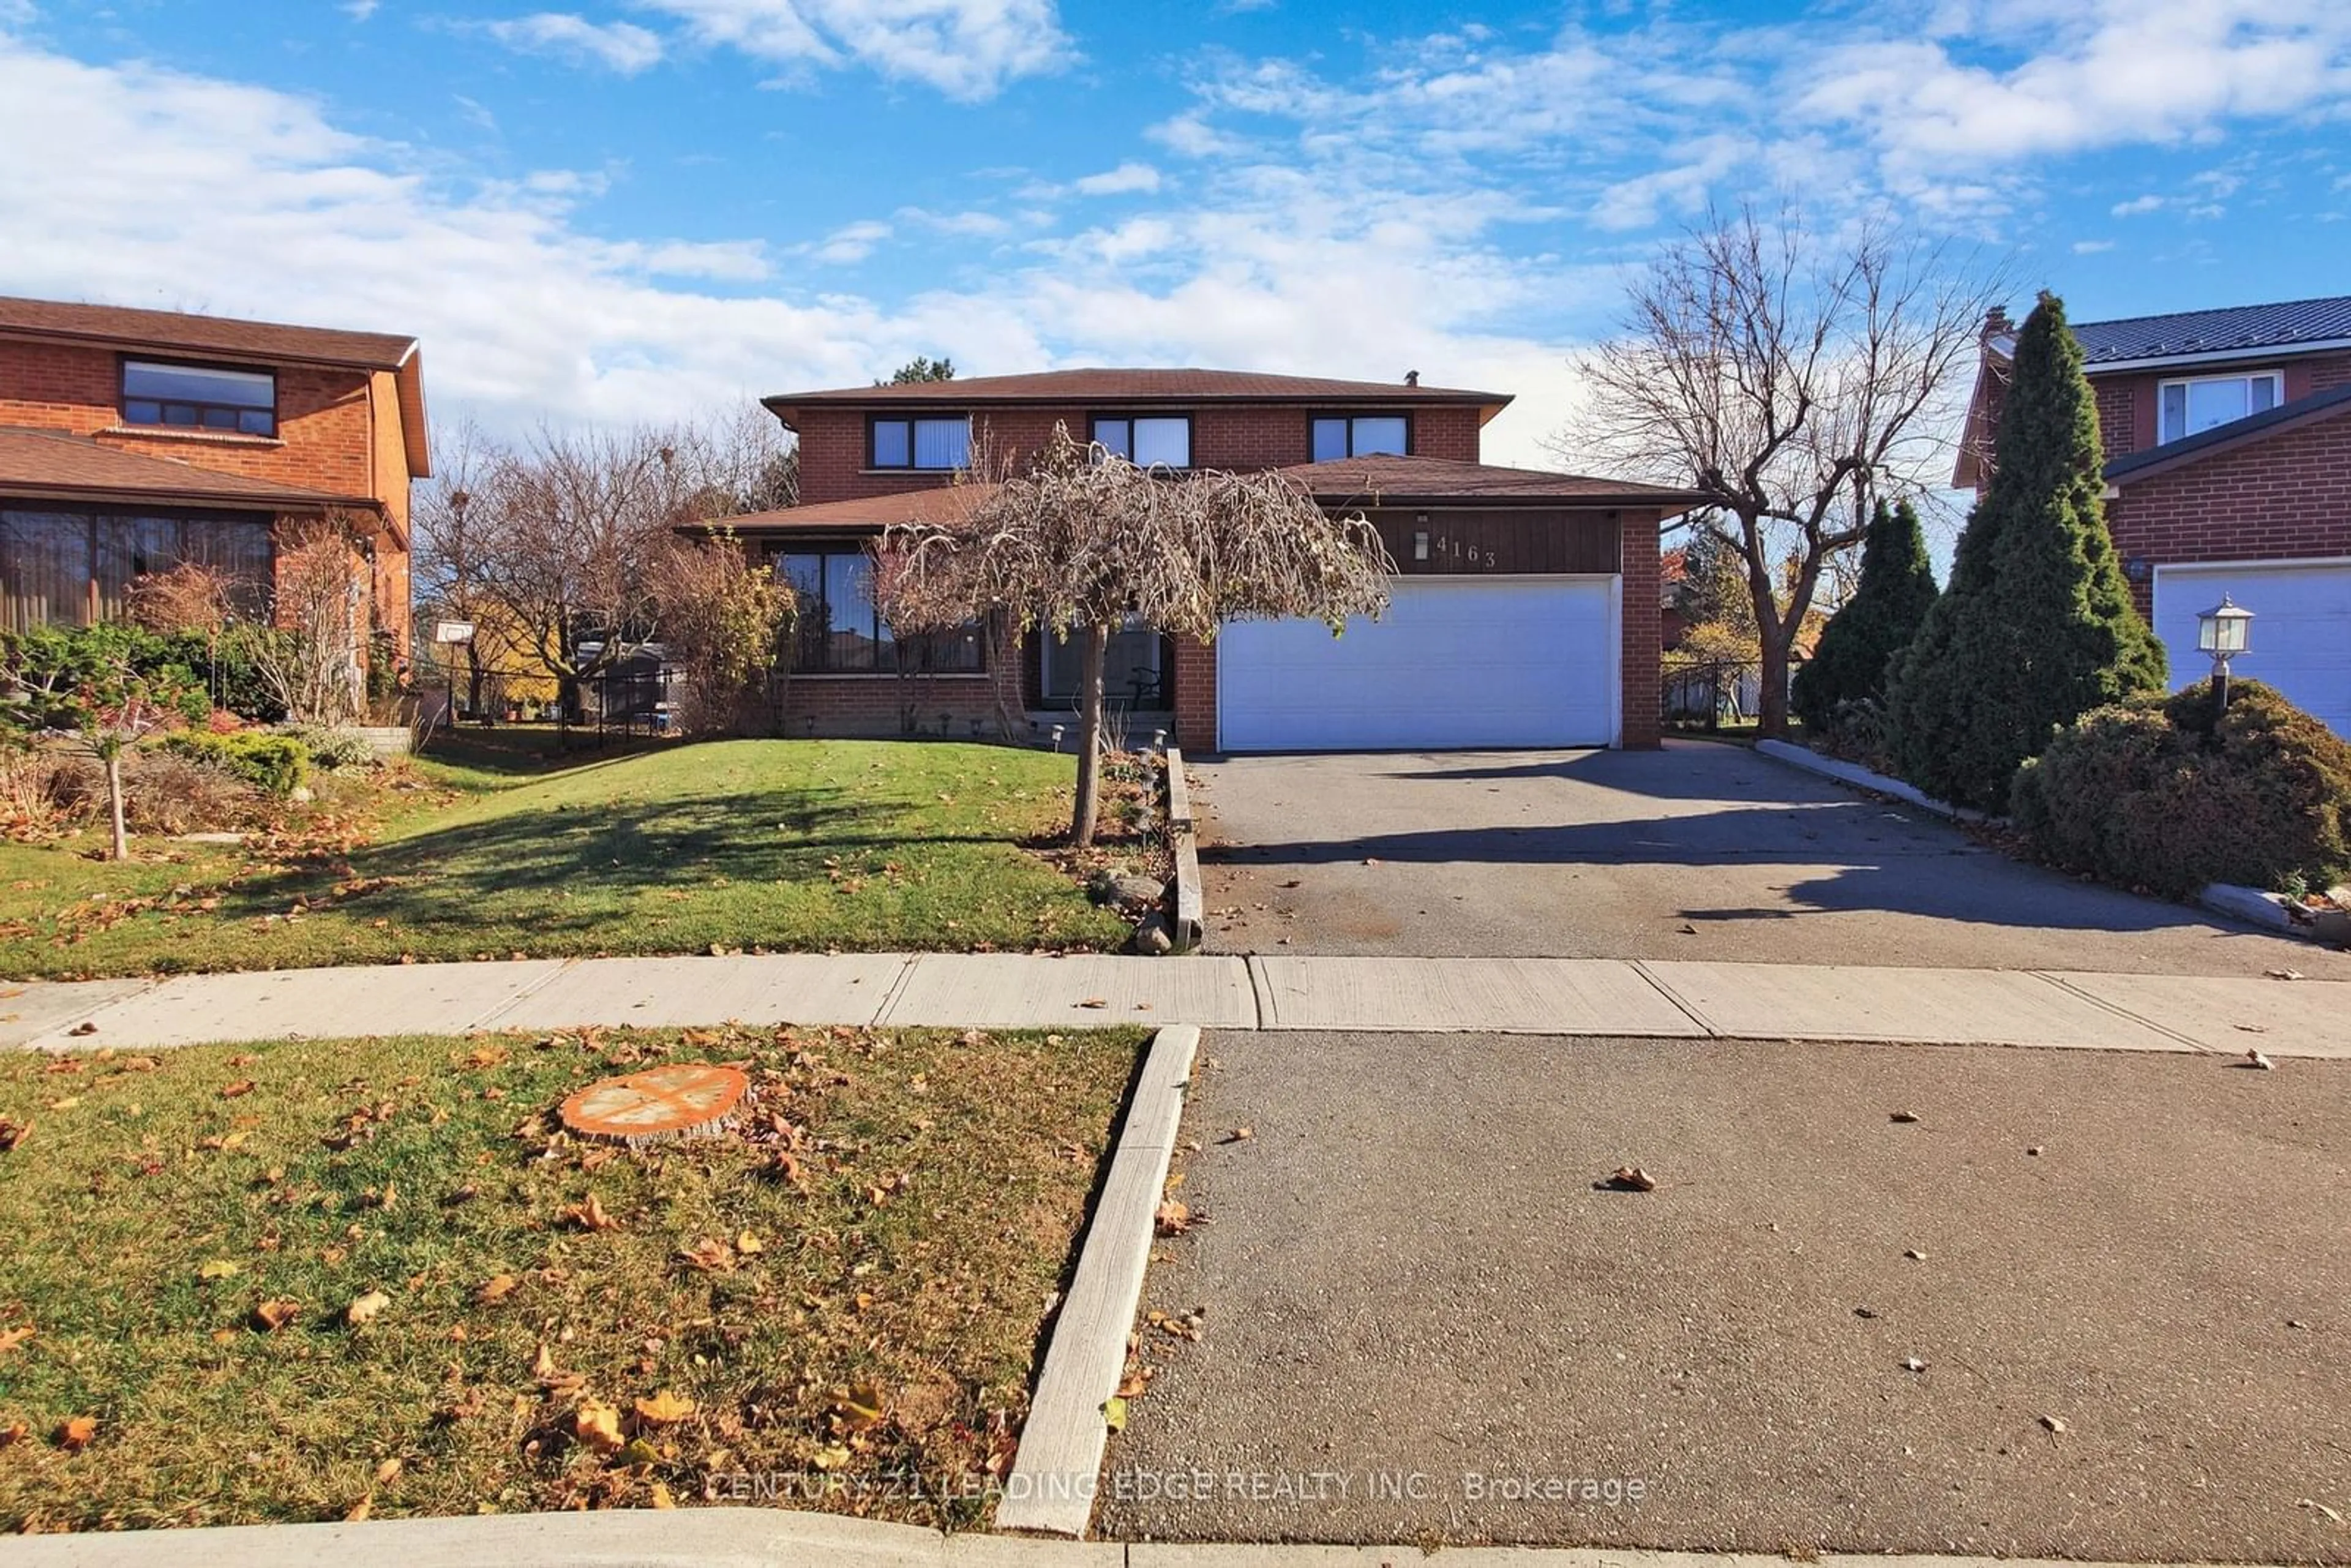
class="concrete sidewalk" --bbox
[0,1506,2293,1567]
[2,951,2343,1059]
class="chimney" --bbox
[1980,306,2012,345]
[1404,369,1420,386]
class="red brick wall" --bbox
[774,618,1027,738]
[0,336,417,649]
[1619,510,1662,749]
[793,400,1489,503]
[1172,635,1216,752]
[2107,407,2351,617]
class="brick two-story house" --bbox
[727,369,1701,752]
[0,296,428,648]
[1958,294,2351,737]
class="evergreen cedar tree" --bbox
[1790,498,1938,730]
[1886,294,2165,810]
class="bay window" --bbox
[773,546,983,675]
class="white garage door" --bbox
[2153,560,2351,738]
[1216,576,1620,751]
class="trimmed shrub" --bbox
[2011,680,2351,898]
[114,751,270,836]
[289,724,378,771]
[1889,294,2165,809]
[160,730,312,796]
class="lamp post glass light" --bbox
[2196,595,2254,710]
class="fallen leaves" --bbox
[1597,1165,1658,1193]
[54,1415,97,1452]
[2243,1048,2277,1071]
[574,1400,624,1454]
[0,1117,27,1152]
[2266,968,2305,981]
[633,1390,696,1427]
[2040,1414,2068,1435]
[1888,1110,1921,1124]
[828,1384,885,1434]
[345,1290,392,1327]
[475,1273,519,1305]
[252,1299,301,1333]
[559,1192,623,1232]
[1153,1199,1193,1236]
[0,1324,33,1356]
[1102,1395,1129,1433]
[198,1260,242,1281]
[219,1079,256,1100]
[677,1237,737,1274]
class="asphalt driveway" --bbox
[1193,741,2350,977]
[1095,1030,2351,1559]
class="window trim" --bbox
[118,354,279,438]
[1308,411,1414,460]
[1088,412,1195,470]
[770,539,987,677]
[2156,369,2284,446]
[866,412,973,471]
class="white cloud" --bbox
[803,219,890,263]
[2071,239,2114,253]
[1071,162,1161,197]
[2111,193,2166,216]
[343,0,381,20]
[895,206,1014,237]
[638,0,1069,101]
[1791,1,2351,176]
[484,13,666,74]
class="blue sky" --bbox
[2,0,2349,472]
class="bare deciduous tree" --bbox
[881,427,1393,845]
[252,514,371,724]
[1556,203,2001,735]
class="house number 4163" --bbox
[1428,536,1498,568]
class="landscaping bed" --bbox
[0,1022,1144,1531]
[0,738,1133,980]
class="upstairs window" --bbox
[2159,371,2282,445]
[1310,414,1408,461]
[1090,415,1192,468]
[121,359,276,436]
[869,415,970,471]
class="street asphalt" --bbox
[1095,1030,2351,1560]
[1192,741,2351,978]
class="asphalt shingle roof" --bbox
[768,368,1512,410]
[2071,294,2351,366]
[0,427,376,509]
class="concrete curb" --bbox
[2200,881,2351,947]
[1163,749,1204,953]
[997,1025,1202,1538]
[1757,740,2346,951]
[0,1507,2285,1567]
[1753,740,2003,825]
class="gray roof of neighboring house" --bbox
[2072,294,2351,366]
[2104,380,2351,484]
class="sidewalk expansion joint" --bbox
[464,957,581,1033]
[1627,959,1719,1037]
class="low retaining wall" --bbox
[1163,748,1204,953]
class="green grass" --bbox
[0,740,1134,979]
[0,1022,1145,1529]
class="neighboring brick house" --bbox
[729,369,1701,752]
[0,295,428,650]
[1957,294,2351,737]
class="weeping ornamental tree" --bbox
[1886,293,2167,809]
[881,427,1394,846]
[1790,498,1939,730]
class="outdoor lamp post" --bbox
[2195,595,2254,711]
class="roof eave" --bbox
[0,479,385,514]
[0,323,417,375]
[2104,387,2351,487]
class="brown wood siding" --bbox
[1368,507,1622,576]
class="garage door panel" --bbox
[2154,561,2351,740]
[1217,577,1618,751]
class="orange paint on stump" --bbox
[560,1063,749,1141]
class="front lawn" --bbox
[0,740,1135,978]
[0,1022,1144,1529]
